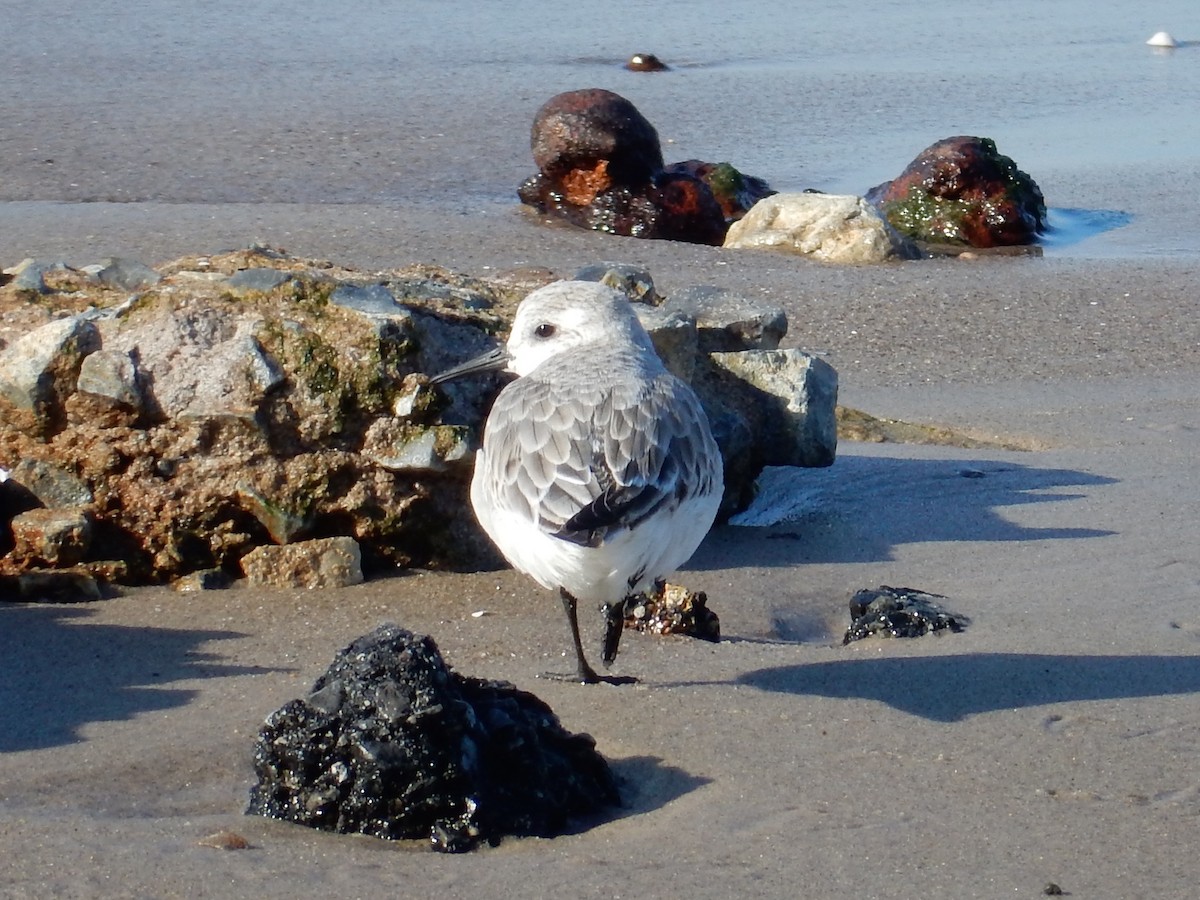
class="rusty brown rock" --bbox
[530,88,664,187]
[9,508,92,567]
[240,536,364,589]
[867,135,1047,248]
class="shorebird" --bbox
[432,281,723,683]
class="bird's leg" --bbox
[558,589,635,685]
[601,598,628,667]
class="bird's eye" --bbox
[534,323,556,339]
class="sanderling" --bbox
[432,281,723,683]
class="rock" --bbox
[529,88,664,190]
[246,623,619,852]
[4,259,52,294]
[844,586,969,643]
[360,419,472,473]
[116,312,283,424]
[724,193,920,263]
[3,570,104,602]
[0,315,100,430]
[74,348,144,421]
[95,258,162,291]
[624,581,720,641]
[706,349,839,467]
[518,90,768,246]
[635,305,701,383]
[698,348,839,515]
[0,249,837,583]
[6,459,93,508]
[663,160,775,222]
[572,263,661,305]
[8,508,92,567]
[240,536,364,589]
[866,136,1047,248]
[172,568,233,591]
[226,268,292,292]
[625,53,668,72]
[660,285,788,352]
[330,282,406,317]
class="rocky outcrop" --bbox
[1,250,837,591]
[866,136,1047,249]
[518,89,772,245]
[724,193,921,263]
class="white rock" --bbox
[1146,31,1178,48]
[724,193,916,263]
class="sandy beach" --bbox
[5,1,1200,896]
[4,207,1200,897]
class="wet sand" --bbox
[4,199,1200,897]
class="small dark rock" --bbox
[867,136,1047,248]
[625,53,668,72]
[572,263,661,306]
[624,581,720,641]
[844,585,969,644]
[247,624,619,852]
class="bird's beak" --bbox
[428,346,512,384]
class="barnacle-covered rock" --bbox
[624,581,720,641]
[843,585,969,644]
[247,624,619,852]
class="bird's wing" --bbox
[480,372,719,548]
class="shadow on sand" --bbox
[0,604,285,752]
[738,652,1200,722]
[696,453,1118,569]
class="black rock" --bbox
[844,585,969,644]
[247,623,619,852]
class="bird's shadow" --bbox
[0,603,288,752]
[694,453,1118,569]
[736,652,1200,722]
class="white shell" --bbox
[1146,31,1178,48]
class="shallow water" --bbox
[2,0,1197,257]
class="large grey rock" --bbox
[0,316,100,425]
[724,193,919,263]
[708,349,838,468]
[635,306,700,383]
[694,348,838,516]
[103,309,282,422]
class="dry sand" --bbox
[4,203,1200,898]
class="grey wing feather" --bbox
[481,371,718,545]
